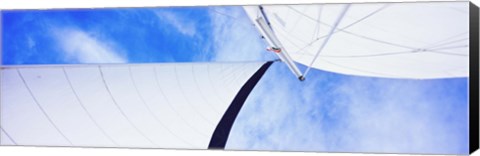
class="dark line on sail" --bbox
[98,66,157,146]
[191,65,221,114]
[16,69,74,145]
[208,61,274,149]
[152,66,209,138]
[62,67,119,146]
[1,127,17,145]
[127,66,194,147]
[173,65,216,126]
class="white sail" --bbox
[243,2,469,79]
[0,62,266,148]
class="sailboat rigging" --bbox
[0,1,470,150]
[243,2,468,80]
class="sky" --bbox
[1,4,469,154]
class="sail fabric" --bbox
[0,62,265,148]
[243,2,469,79]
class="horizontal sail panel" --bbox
[243,2,469,79]
[0,62,264,148]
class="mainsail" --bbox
[0,61,272,149]
[243,2,469,79]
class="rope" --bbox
[303,4,350,78]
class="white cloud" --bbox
[226,65,330,151]
[27,36,36,49]
[326,78,468,154]
[227,63,468,154]
[207,7,275,62]
[52,28,127,64]
[154,10,196,37]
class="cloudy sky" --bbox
[1,4,468,154]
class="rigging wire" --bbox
[319,58,399,78]
[290,4,391,55]
[279,5,468,66]
[297,44,468,58]
[428,49,468,56]
[288,4,468,60]
[423,31,468,48]
[312,5,323,41]
[288,6,309,33]
[313,4,390,46]
[293,29,469,59]
[429,45,468,51]
[303,4,350,78]
[425,37,469,49]
[287,5,417,50]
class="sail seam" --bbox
[152,66,209,138]
[1,127,17,145]
[62,67,119,146]
[173,65,216,126]
[16,69,74,145]
[127,66,194,147]
[98,66,157,146]
[191,64,222,114]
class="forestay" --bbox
[243,2,469,79]
[0,62,265,148]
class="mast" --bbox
[254,6,305,81]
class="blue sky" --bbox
[1,5,469,154]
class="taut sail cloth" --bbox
[243,2,469,79]
[0,61,272,149]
